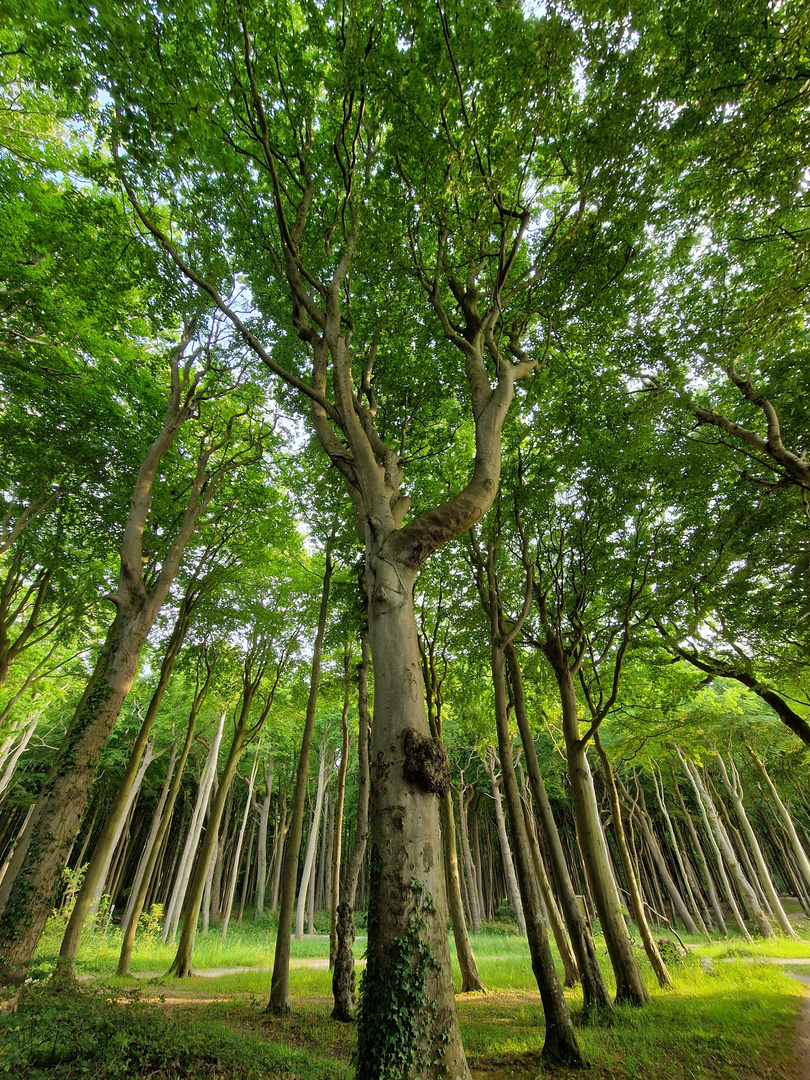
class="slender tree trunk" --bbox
[650,768,709,939]
[329,655,350,965]
[221,753,259,938]
[715,752,797,938]
[457,782,482,934]
[596,741,670,988]
[672,778,727,937]
[686,757,772,937]
[252,758,273,923]
[442,787,486,993]
[555,662,648,1005]
[632,784,699,936]
[507,643,612,1012]
[488,636,585,1067]
[747,743,810,895]
[163,712,226,944]
[485,751,526,936]
[269,543,332,1014]
[120,740,178,935]
[332,628,371,1022]
[296,739,329,941]
[679,753,753,940]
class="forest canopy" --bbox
[0,0,808,1077]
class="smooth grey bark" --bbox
[679,752,753,940]
[329,652,351,965]
[672,777,727,936]
[486,751,526,936]
[487,624,585,1066]
[252,758,274,923]
[715,752,797,938]
[117,672,207,974]
[221,752,259,938]
[650,768,709,939]
[296,738,330,941]
[269,542,332,1014]
[169,653,277,976]
[598,748,670,989]
[163,711,226,944]
[747,742,810,895]
[632,783,699,936]
[458,779,482,934]
[332,626,371,1022]
[506,642,612,1012]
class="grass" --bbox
[3,915,807,1079]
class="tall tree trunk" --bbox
[252,758,274,923]
[556,662,649,1005]
[485,751,526,936]
[296,738,330,941]
[488,633,585,1067]
[746,743,810,896]
[650,768,709,939]
[0,329,233,985]
[329,651,351,965]
[672,777,727,937]
[596,741,670,988]
[269,541,332,1014]
[457,781,482,934]
[332,627,371,1022]
[163,712,226,943]
[507,643,612,1012]
[715,752,797,938]
[221,752,259,938]
[678,753,754,940]
[117,668,209,974]
[632,783,699,936]
[169,652,275,976]
[59,580,201,972]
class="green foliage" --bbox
[0,982,348,1079]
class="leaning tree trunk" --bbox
[596,740,670,988]
[488,634,585,1067]
[672,777,727,937]
[221,753,259,939]
[117,686,203,975]
[0,328,237,986]
[58,580,201,973]
[162,712,225,944]
[506,643,612,1012]
[555,661,649,1006]
[682,755,772,938]
[746,742,810,896]
[485,751,526,935]
[715,752,797,939]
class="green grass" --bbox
[12,917,808,1079]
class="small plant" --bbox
[137,903,164,944]
[50,863,88,924]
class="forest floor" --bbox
[4,919,810,1078]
